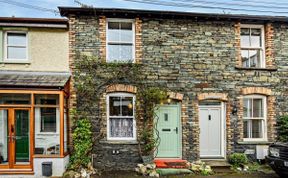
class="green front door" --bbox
[15,110,30,163]
[155,105,181,158]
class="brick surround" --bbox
[235,22,275,68]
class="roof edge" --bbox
[58,7,288,22]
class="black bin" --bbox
[42,162,52,177]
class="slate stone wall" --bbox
[68,14,288,170]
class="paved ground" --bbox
[93,171,279,178]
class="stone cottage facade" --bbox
[59,7,288,170]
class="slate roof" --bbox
[0,71,70,88]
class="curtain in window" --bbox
[110,118,133,138]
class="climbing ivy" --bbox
[68,113,93,171]
[68,53,168,170]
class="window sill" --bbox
[1,60,31,64]
[99,139,138,145]
[235,66,277,71]
[237,141,272,145]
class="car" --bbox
[266,142,288,177]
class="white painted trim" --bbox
[106,18,135,63]
[199,102,226,159]
[243,95,268,142]
[106,92,136,141]
[240,24,265,68]
[3,31,29,62]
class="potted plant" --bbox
[140,126,157,164]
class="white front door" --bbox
[199,103,225,158]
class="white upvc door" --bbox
[199,103,225,159]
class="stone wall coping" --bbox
[99,140,138,145]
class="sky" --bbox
[0,0,288,18]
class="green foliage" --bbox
[68,117,93,171]
[137,87,167,156]
[277,115,288,142]
[228,153,248,167]
[73,54,168,158]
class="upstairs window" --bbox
[107,19,134,62]
[240,25,265,68]
[243,95,267,141]
[5,32,28,61]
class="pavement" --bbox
[93,172,279,178]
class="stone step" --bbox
[156,168,192,176]
[154,159,188,169]
[202,160,233,173]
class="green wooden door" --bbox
[155,105,181,158]
[15,110,30,162]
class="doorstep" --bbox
[154,159,188,168]
[202,160,233,173]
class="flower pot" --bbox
[141,155,154,164]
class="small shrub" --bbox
[277,115,288,142]
[228,153,248,167]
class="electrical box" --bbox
[256,145,269,160]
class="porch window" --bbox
[107,19,135,62]
[240,25,265,68]
[5,32,28,61]
[35,94,60,155]
[107,93,136,140]
[243,95,267,141]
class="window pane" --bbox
[251,120,263,138]
[243,98,252,117]
[108,29,120,42]
[107,44,119,62]
[241,28,250,47]
[108,44,133,62]
[7,33,26,46]
[110,118,133,138]
[122,97,133,116]
[0,93,30,105]
[35,94,59,105]
[243,120,249,138]
[119,45,133,61]
[249,50,261,68]
[108,22,133,42]
[7,47,26,60]
[253,99,264,117]
[251,29,261,47]
[0,110,8,165]
[109,97,121,116]
[121,22,132,30]
[241,50,249,67]
[41,108,57,132]
[35,108,60,155]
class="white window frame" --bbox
[106,92,136,141]
[243,95,267,142]
[4,31,28,62]
[106,18,135,63]
[240,24,265,68]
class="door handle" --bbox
[208,115,211,121]
[174,127,178,134]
